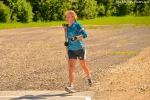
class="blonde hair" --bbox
[65,10,77,20]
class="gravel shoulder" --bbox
[0,24,150,100]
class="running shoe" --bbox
[65,86,74,93]
[88,76,93,86]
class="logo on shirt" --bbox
[79,57,82,59]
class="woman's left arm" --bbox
[76,27,87,40]
[76,35,83,40]
[70,24,88,41]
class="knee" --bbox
[69,65,75,71]
[81,65,87,69]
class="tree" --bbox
[98,3,105,16]
[95,0,114,16]
[113,2,135,16]
[134,0,150,16]
[95,0,150,16]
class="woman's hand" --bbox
[70,35,83,41]
[64,41,68,46]
[70,37,77,41]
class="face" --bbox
[65,14,75,24]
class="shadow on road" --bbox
[10,91,82,100]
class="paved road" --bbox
[0,91,94,100]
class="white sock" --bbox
[88,74,92,79]
[70,85,74,87]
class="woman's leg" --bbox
[79,59,92,86]
[68,59,77,86]
[79,59,90,78]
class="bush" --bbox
[0,2,11,22]
[28,0,71,21]
[17,0,33,22]
[9,0,33,23]
[98,3,105,16]
[41,0,71,21]
[71,0,98,19]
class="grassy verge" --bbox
[81,16,150,25]
[0,21,65,29]
[0,16,150,29]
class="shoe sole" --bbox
[65,87,74,93]
[89,83,92,86]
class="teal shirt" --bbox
[66,21,87,50]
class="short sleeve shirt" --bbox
[66,21,87,50]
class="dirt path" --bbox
[0,24,150,100]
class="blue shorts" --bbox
[68,48,86,60]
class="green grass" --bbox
[0,16,150,29]
[0,21,65,29]
[140,88,147,92]
[80,16,150,25]
[106,51,139,55]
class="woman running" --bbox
[64,10,92,93]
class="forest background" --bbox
[0,0,150,23]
